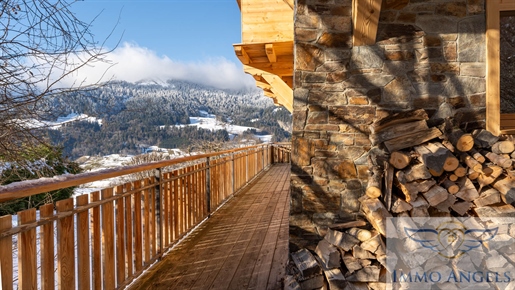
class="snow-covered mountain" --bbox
[41,80,291,158]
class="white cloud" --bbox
[55,42,256,91]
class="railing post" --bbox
[156,167,163,254]
[206,157,211,216]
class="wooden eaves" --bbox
[233,0,294,112]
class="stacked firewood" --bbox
[364,109,515,226]
[285,109,515,290]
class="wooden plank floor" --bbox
[128,164,290,290]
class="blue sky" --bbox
[66,0,255,90]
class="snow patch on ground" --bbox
[18,113,102,129]
[172,116,258,135]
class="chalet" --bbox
[234,0,515,285]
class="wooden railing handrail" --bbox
[0,143,291,290]
[0,144,288,203]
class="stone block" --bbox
[467,0,485,14]
[383,76,413,103]
[430,62,459,74]
[460,62,486,77]
[458,15,486,62]
[424,35,442,47]
[318,32,352,48]
[416,15,458,34]
[296,43,324,71]
[320,16,352,32]
[328,106,375,125]
[435,3,467,18]
[307,111,328,124]
[384,0,409,10]
[296,15,319,29]
[397,12,416,23]
[327,71,348,83]
[295,28,318,42]
[330,160,357,180]
[468,93,486,107]
[293,109,307,131]
[444,42,457,61]
[348,97,368,105]
[350,46,384,70]
[384,50,414,61]
[292,137,315,166]
[303,72,327,83]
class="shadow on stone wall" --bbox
[290,0,488,251]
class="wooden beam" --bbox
[236,0,241,10]
[486,0,501,135]
[262,74,293,112]
[234,46,252,65]
[265,43,277,63]
[243,61,293,78]
[352,0,382,46]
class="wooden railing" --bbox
[0,144,291,290]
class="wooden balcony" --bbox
[0,144,291,290]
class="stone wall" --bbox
[291,0,486,251]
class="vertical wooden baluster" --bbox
[0,215,13,290]
[190,165,196,225]
[90,191,102,289]
[187,166,193,229]
[143,178,150,264]
[151,176,157,258]
[115,185,126,286]
[134,181,143,272]
[203,161,208,217]
[18,208,37,290]
[76,196,90,290]
[163,172,170,247]
[194,164,199,223]
[39,204,54,290]
[125,182,134,279]
[206,158,211,215]
[213,159,218,208]
[101,188,115,289]
[56,199,74,290]
[179,168,188,234]
[173,170,180,239]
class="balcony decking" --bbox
[127,163,291,290]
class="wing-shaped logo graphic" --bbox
[405,221,498,259]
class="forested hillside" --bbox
[42,80,292,158]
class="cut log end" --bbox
[389,151,410,170]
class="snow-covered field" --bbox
[18,112,102,129]
[168,115,273,143]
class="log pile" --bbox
[286,109,515,289]
[364,109,515,222]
